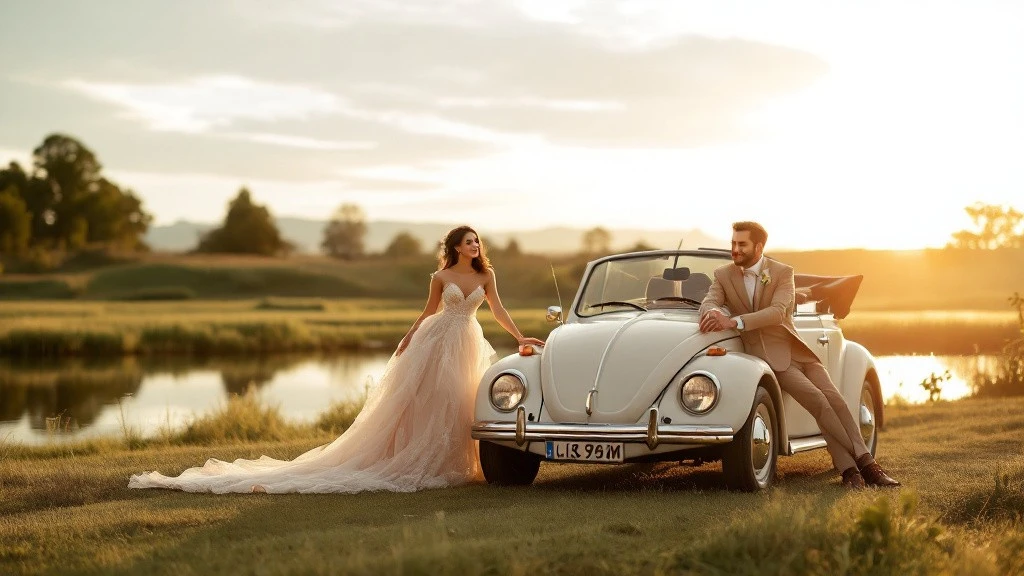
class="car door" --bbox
[785,310,831,437]
[818,313,853,410]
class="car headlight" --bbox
[680,372,720,414]
[490,372,526,411]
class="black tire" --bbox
[479,441,541,486]
[722,386,778,492]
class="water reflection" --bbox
[875,354,999,404]
[0,352,1002,444]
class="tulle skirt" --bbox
[128,310,495,494]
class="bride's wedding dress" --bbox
[128,281,494,494]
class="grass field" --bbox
[2,247,1023,310]
[0,299,1019,358]
[1,392,1022,575]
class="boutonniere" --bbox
[759,269,771,286]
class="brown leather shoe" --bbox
[860,462,901,487]
[842,467,866,489]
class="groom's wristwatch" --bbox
[732,316,744,330]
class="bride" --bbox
[128,225,545,494]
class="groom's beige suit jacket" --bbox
[698,257,817,372]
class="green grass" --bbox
[0,300,554,358]
[3,247,1019,310]
[0,300,1018,358]
[1,395,1022,574]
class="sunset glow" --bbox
[1,0,1020,250]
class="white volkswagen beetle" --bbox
[471,249,883,491]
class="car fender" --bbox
[839,340,881,425]
[655,351,787,444]
[474,351,544,425]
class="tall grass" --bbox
[0,300,551,358]
[835,310,1018,355]
[0,302,1015,358]
[965,292,1024,397]
[2,396,1023,574]
[174,385,303,445]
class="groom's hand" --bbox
[699,309,735,333]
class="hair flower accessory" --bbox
[759,269,771,286]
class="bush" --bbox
[176,384,298,444]
[114,287,196,301]
[255,297,327,311]
[59,246,138,272]
[0,280,76,300]
[18,247,61,273]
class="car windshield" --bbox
[576,252,728,317]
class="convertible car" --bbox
[470,248,882,491]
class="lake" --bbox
[0,351,1000,445]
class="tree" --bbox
[629,240,656,252]
[79,180,152,249]
[321,203,367,259]
[196,188,291,255]
[504,238,522,257]
[581,226,612,255]
[0,136,153,251]
[948,202,1024,249]
[0,186,31,255]
[382,231,422,258]
[32,134,102,248]
[0,160,55,245]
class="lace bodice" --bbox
[440,281,487,316]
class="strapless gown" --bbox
[128,281,495,493]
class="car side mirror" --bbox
[546,305,563,324]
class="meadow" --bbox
[0,298,1019,360]
[2,246,1022,358]
[1,251,1022,574]
[1,389,1023,575]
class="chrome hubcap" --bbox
[750,404,773,484]
[860,384,876,448]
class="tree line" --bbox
[2,133,1022,275]
[0,135,151,256]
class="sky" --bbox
[1,0,1022,250]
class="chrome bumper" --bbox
[471,407,734,450]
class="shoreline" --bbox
[0,301,1019,358]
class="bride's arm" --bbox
[483,268,545,347]
[397,274,444,355]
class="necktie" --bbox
[743,269,757,307]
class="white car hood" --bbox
[541,312,726,423]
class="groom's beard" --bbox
[733,252,757,268]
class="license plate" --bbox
[545,441,624,462]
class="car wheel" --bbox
[479,441,541,486]
[860,378,880,457]
[722,386,777,492]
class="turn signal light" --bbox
[519,345,535,356]
[706,346,727,356]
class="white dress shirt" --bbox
[733,255,765,331]
[741,255,765,308]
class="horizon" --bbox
[2,0,1022,251]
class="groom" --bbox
[698,221,900,489]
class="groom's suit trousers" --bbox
[774,347,871,472]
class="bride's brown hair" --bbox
[438,225,491,273]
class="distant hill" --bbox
[145,218,728,255]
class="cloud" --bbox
[3,0,829,186]
[217,132,377,151]
[61,75,344,133]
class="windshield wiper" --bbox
[587,300,646,312]
[651,296,702,307]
